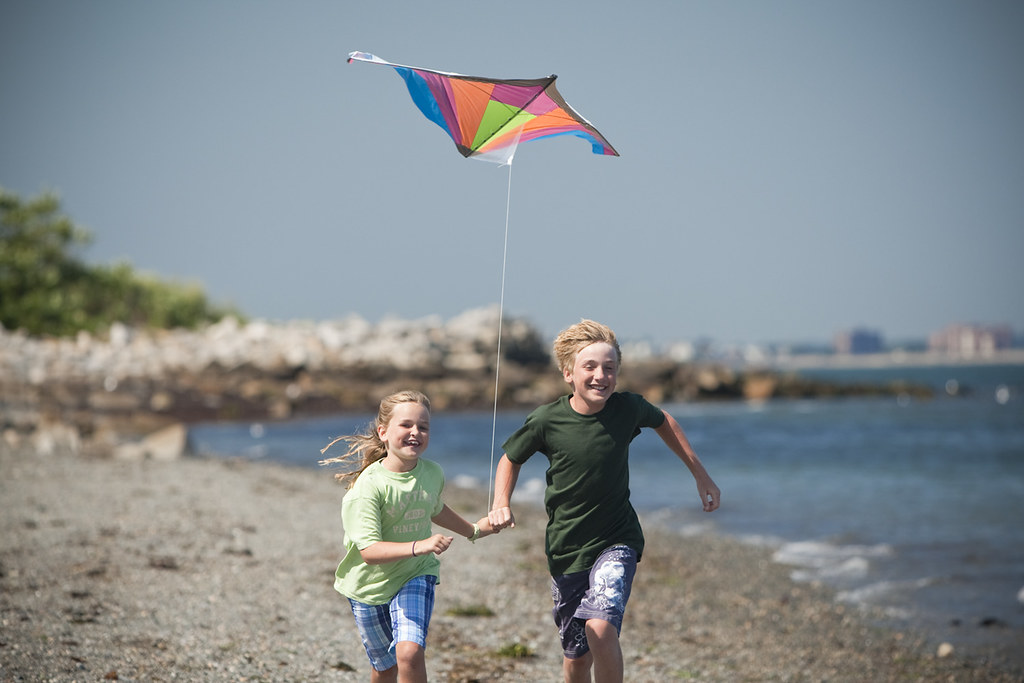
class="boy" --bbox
[488,319,720,683]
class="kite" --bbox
[347,51,618,164]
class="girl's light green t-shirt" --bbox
[334,458,445,605]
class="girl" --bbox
[320,390,494,683]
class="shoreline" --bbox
[639,507,1024,673]
[1,446,1021,681]
[768,347,1024,370]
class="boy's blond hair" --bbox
[552,319,621,374]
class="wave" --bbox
[772,539,894,585]
[835,576,934,605]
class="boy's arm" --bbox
[654,410,721,512]
[488,454,521,530]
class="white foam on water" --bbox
[734,533,788,549]
[836,576,935,613]
[773,539,896,590]
[773,539,894,570]
[791,555,871,582]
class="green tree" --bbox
[0,187,241,336]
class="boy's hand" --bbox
[419,534,454,556]
[488,506,516,530]
[698,477,721,512]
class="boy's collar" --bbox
[566,392,612,416]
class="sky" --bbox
[3,1,1023,347]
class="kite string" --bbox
[487,162,513,514]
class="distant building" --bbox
[833,328,884,354]
[928,324,1012,356]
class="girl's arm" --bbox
[432,504,496,541]
[358,538,451,565]
[654,410,721,512]
[358,502,499,565]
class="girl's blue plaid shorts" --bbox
[348,574,437,672]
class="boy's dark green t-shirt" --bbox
[502,391,665,576]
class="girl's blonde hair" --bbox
[552,319,621,374]
[318,389,431,488]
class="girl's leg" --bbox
[390,575,436,683]
[395,641,426,683]
[349,599,399,675]
[370,664,398,683]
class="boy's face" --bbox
[564,341,618,409]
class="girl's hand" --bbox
[474,515,496,538]
[418,533,454,556]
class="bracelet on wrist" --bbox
[411,540,417,557]
[469,523,480,543]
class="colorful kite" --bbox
[347,51,619,163]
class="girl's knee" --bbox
[395,640,425,669]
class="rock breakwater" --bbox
[1,307,930,457]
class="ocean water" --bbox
[189,363,1024,657]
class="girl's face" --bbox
[564,341,618,414]
[378,401,430,471]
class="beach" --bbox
[2,444,1020,682]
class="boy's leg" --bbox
[552,571,593,681]
[585,619,622,683]
[558,621,622,682]
[563,650,594,682]
[574,545,637,683]
[553,545,637,683]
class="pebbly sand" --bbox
[1,443,1021,682]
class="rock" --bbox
[88,390,142,412]
[149,390,174,411]
[113,423,189,461]
[2,428,22,449]
[221,527,254,556]
[30,417,81,455]
[937,642,954,657]
[743,374,778,400]
[147,555,181,570]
